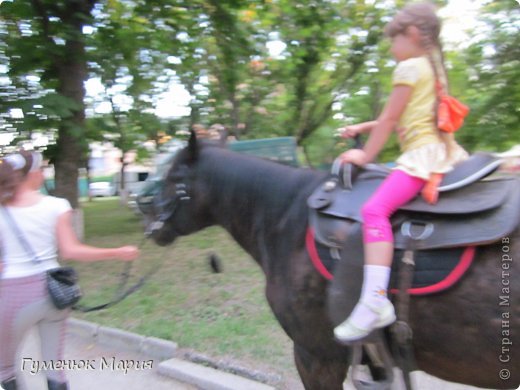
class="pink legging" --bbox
[0,274,68,383]
[362,170,426,243]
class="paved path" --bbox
[16,319,273,390]
[13,318,497,390]
[17,328,193,390]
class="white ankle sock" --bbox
[361,264,391,306]
[347,265,391,329]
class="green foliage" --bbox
[0,0,98,206]
[454,1,520,152]
[1,0,518,179]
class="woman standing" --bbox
[0,151,139,390]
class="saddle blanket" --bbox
[306,228,476,296]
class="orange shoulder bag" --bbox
[436,81,470,133]
[421,81,470,204]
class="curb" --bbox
[67,318,276,390]
[68,318,177,361]
[159,359,275,390]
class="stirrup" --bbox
[351,336,395,390]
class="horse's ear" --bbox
[188,129,198,163]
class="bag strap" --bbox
[0,206,42,264]
[435,80,445,98]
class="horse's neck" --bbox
[204,154,324,260]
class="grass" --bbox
[70,198,300,387]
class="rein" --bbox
[73,235,166,313]
[81,179,192,313]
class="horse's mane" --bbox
[196,143,326,237]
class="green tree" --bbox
[2,0,517,182]
[1,0,97,208]
[196,0,269,138]
[86,0,168,197]
[456,1,520,152]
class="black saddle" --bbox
[308,153,520,250]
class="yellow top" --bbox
[393,56,441,152]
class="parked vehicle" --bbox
[113,169,152,196]
[88,181,116,197]
[129,158,176,214]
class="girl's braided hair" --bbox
[385,2,454,148]
[384,2,448,91]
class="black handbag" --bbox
[1,207,82,309]
[46,266,82,309]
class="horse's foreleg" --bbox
[293,343,348,390]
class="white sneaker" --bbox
[334,299,396,343]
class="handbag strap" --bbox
[0,206,42,264]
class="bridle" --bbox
[146,181,191,235]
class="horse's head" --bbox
[139,132,214,246]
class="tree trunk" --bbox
[119,158,129,206]
[55,123,82,209]
[52,1,95,209]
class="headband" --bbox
[2,152,43,172]
[30,152,43,172]
[3,154,26,170]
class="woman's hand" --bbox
[114,246,140,262]
[339,149,368,166]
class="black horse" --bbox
[142,134,519,390]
